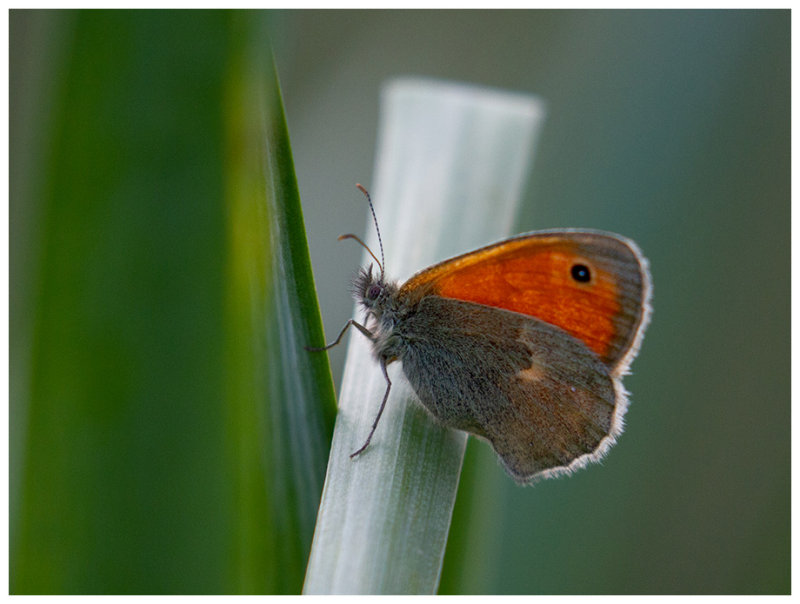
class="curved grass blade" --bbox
[223,15,336,594]
[304,79,546,594]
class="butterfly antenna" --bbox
[337,233,382,272]
[356,183,385,280]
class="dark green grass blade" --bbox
[11,10,335,594]
[222,14,336,594]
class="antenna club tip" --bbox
[355,183,369,196]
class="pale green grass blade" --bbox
[304,79,546,595]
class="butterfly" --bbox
[314,185,652,483]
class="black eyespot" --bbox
[571,263,591,283]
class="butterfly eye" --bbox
[368,284,382,299]
[570,263,591,283]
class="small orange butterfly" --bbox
[313,185,652,483]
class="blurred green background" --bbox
[11,9,789,594]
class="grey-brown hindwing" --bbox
[396,295,617,482]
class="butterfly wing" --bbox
[396,296,621,483]
[399,229,651,373]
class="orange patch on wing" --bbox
[517,361,546,382]
[401,237,621,359]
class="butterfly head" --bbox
[354,264,398,321]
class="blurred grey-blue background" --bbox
[11,9,788,594]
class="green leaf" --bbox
[11,10,335,594]
[303,79,546,594]
[222,14,336,594]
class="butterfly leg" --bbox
[350,358,392,458]
[305,319,374,351]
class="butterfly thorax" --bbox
[353,265,414,362]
